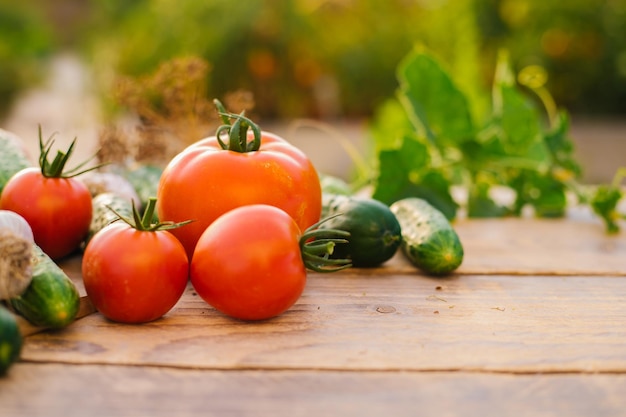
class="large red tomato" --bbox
[82,221,189,324]
[157,116,322,258]
[190,204,352,321]
[190,204,307,321]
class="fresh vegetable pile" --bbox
[0,109,353,374]
[1,48,623,376]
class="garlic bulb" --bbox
[0,210,34,299]
[0,210,34,243]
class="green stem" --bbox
[534,86,558,128]
[287,118,371,190]
[299,215,352,273]
[213,99,231,125]
[37,124,106,178]
[141,198,158,229]
[611,167,626,188]
[212,99,262,153]
[107,197,193,232]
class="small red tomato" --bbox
[0,127,94,260]
[82,199,189,324]
[1,168,92,260]
[190,204,351,321]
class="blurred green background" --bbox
[1,0,625,122]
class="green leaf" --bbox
[590,185,623,234]
[510,172,567,218]
[368,98,413,151]
[396,47,474,148]
[492,54,546,158]
[372,134,430,204]
[467,181,511,218]
[372,134,457,220]
[544,110,582,178]
[411,171,459,221]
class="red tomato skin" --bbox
[156,132,321,258]
[190,204,307,321]
[0,167,92,260]
[82,223,189,324]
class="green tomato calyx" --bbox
[107,197,193,232]
[300,214,352,273]
[213,99,262,153]
[38,125,105,178]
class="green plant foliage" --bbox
[64,0,483,119]
[397,48,475,147]
[2,0,626,119]
[367,47,621,226]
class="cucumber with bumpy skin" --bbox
[124,164,163,210]
[85,192,133,245]
[390,197,463,275]
[10,245,80,329]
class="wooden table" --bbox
[2,215,626,416]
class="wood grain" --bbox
[5,217,626,417]
[1,363,625,417]
[19,272,626,373]
[396,217,626,276]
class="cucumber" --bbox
[320,194,402,267]
[123,164,163,210]
[0,129,32,195]
[0,303,22,375]
[85,192,133,245]
[9,245,80,328]
[320,173,352,196]
[321,193,351,219]
[390,197,463,275]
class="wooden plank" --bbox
[61,217,626,280]
[51,217,626,286]
[389,217,626,276]
[19,273,626,373]
[1,363,625,417]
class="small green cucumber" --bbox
[10,245,80,329]
[0,303,22,375]
[390,197,463,275]
[86,192,133,245]
[321,194,402,267]
[123,164,163,210]
[320,173,352,197]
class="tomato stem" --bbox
[37,124,106,178]
[213,99,262,153]
[141,198,157,229]
[106,197,194,232]
[299,214,352,273]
